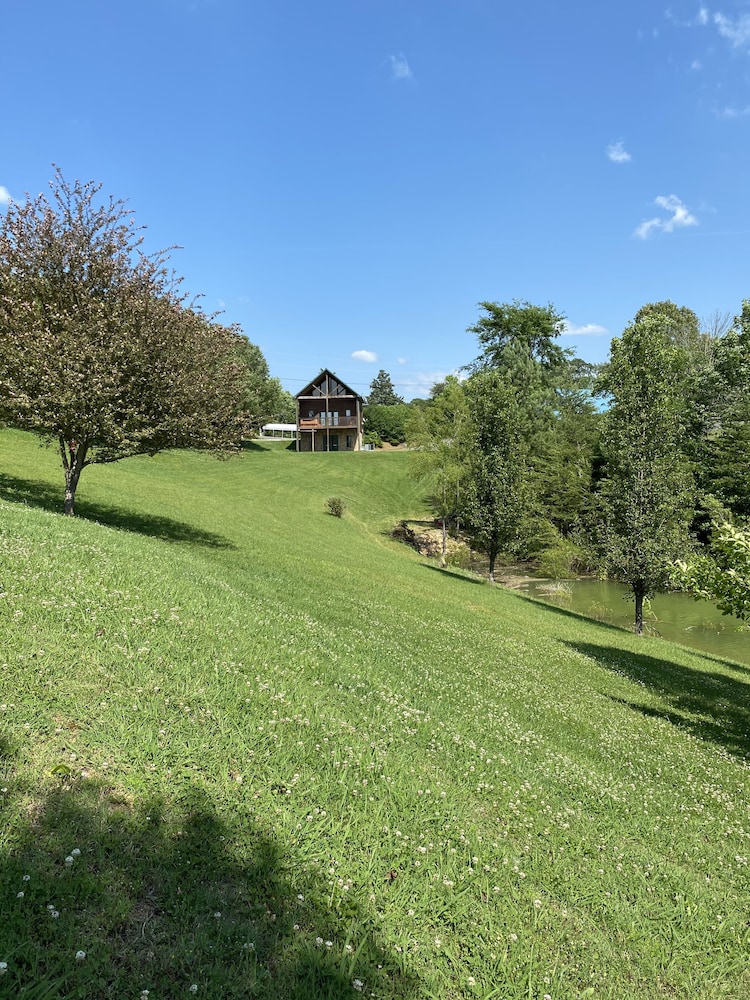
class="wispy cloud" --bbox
[715,103,750,118]
[388,53,412,80]
[352,349,378,363]
[397,357,408,364]
[713,11,750,47]
[0,186,11,206]
[684,7,750,47]
[398,370,459,399]
[561,321,608,336]
[634,194,698,239]
[606,140,631,164]
[666,6,710,28]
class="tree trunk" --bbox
[60,437,87,516]
[488,550,496,585]
[440,517,447,568]
[634,587,645,635]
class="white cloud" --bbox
[634,194,698,239]
[698,7,709,26]
[714,11,750,48]
[0,186,11,205]
[388,53,412,80]
[691,59,703,70]
[606,140,631,164]
[352,349,378,363]
[397,357,408,364]
[561,321,608,336]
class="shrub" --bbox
[326,496,346,518]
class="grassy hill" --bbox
[1,428,749,999]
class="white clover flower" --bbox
[50,910,60,919]
[0,961,7,975]
[16,891,24,898]
[75,951,86,961]
[213,911,221,919]
[65,856,74,865]
[189,986,198,993]
[352,980,363,992]
[315,937,324,946]
[22,874,30,881]
[71,848,81,857]
[325,940,333,948]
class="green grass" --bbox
[1,427,749,999]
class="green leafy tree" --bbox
[363,402,410,445]
[406,375,468,565]
[676,521,750,621]
[0,169,248,515]
[534,358,601,537]
[595,311,694,633]
[466,299,568,396]
[235,338,294,432]
[367,369,404,405]
[698,300,750,518]
[462,370,532,583]
[465,299,600,567]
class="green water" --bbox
[520,577,750,666]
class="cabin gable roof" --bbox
[296,368,363,402]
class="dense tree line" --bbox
[407,298,750,631]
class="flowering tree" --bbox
[0,169,249,514]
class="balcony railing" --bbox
[299,416,359,429]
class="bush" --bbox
[326,497,346,518]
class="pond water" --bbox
[517,576,750,666]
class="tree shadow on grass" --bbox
[420,563,486,585]
[0,473,234,549]
[0,776,421,1000]
[502,590,632,639]
[567,640,750,761]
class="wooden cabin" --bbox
[296,369,364,451]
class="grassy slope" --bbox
[0,428,749,999]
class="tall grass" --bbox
[1,428,749,998]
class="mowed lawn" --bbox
[1,428,749,999]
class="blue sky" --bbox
[3,1,750,398]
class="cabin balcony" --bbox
[299,416,359,430]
